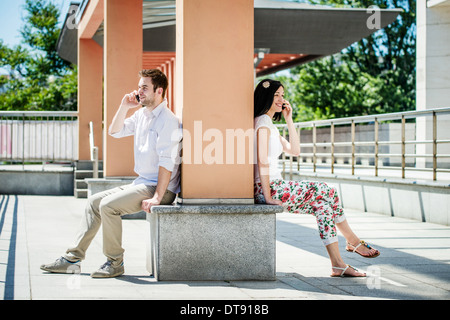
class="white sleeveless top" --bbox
[254,114,283,183]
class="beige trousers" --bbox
[65,184,176,266]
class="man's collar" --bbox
[145,99,167,118]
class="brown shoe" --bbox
[90,261,124,278]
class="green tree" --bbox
[276,0,416,121]
[275,55,386,121]
[0,0,77,111]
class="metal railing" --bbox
[276,107,450,181]
[0,111,78,164]
[89,121,99,178]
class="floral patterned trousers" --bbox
[254,179,346,246]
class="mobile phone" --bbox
[135,95,140,103]
[282,103,286,110]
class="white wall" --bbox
[416,0,450,167]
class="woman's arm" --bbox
[257,127,282,205]
[280,102,300,156]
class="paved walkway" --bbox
[1,194,449,301]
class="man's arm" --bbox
[141,115,182,213]
[109,91,140,135]
[141,166,172,213]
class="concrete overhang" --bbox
[427,0,450,7]
[56,0,402,76]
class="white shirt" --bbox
[254,114,283,183]
[110,99,182,194]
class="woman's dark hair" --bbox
[254,79,284,121]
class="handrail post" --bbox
[297,126,301,171]
[331,122,335,174]
[374,118,379,177]
[22,113,25,168]
[351,120,355,176]
[433,111,437,180]
[313,123,317,173]
[92,146,99,179]
[401,115,406,178]
[288,127,293,180]
[89,121,99,179]
[282,127,286,177]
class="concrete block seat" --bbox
[146,204,283,281]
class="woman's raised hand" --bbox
[281,100,293,121]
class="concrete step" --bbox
[74,164,104,199]
[75,160,104,171]
[75,170,104,179]
[75,179,87,189]
[74,189,88,198]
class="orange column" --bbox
[77,39,103,161]
[176,0,254,201]
[171,58,176,115]
[103,0,143,176]
[166,60,174,112]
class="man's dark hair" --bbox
[139,69,168,98]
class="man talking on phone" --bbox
[40,69,182,278]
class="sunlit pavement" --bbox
[1,194,449,300]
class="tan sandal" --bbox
[346,240,380,258]
[331,265,366,277]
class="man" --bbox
[41,69,182,278]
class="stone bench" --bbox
[146,204,283,281]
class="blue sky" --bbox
[0,0,72,48]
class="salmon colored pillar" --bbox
[77,39,103,161]
[103,0,143,176]
[176,0,254,201]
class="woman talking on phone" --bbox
[253,79,380,277]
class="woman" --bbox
[254,79,380,277]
